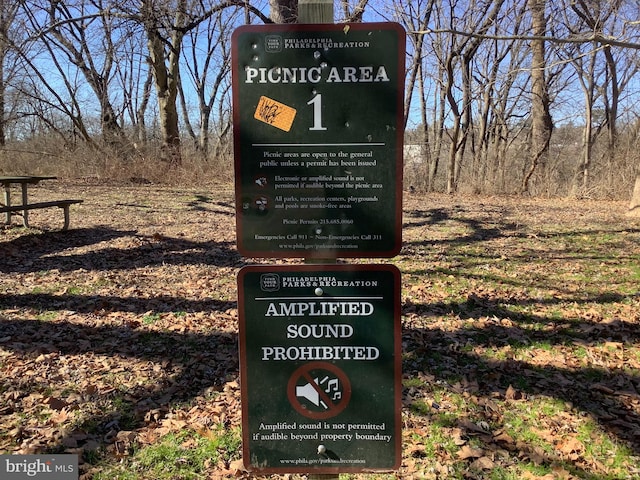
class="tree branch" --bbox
[412,28,640,50]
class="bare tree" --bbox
[339,0,369,22]
[181,8,239,158]
[3,0,638,201]
[407,0,638,198]
[394,0,435,129]
[470,1,529,194]
[391,0,436,190]
[561,0,640,195]
[270,0,297,23]
[435,0,507,194]
[562,32,600,194]
[0,0,20,146]
[136,0,268,165]
[138,0,186,165]
[16,3,99,148]
[112,23,154,146]
[41,0,127,148]
[523,0,554,194]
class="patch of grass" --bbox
[142,312,161,325]
[580,367,607,382]
[502,398,562,454]
[92,426,241,480]
[65,286,83,295]
[509,374,531,391]
[574,345,589,360]
[110,395,137,430]
[630,263,640,281]
[402,377,425,389]
[36,310,58,321]
[342,474,396,480]
[414,422,460,459]
[409,399,431,415]
[576,417,634,471]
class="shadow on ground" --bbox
[1,204,639,478]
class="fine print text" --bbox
[255,420,392,443]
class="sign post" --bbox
[232,22,405,259]
[232,18,405,477]
[237,264,402,474]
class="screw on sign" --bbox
[287,361,351,420]
[253,196,269,213]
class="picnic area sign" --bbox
[232,22,405,258]
[237,264,402,474]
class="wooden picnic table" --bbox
[0,175,83,230]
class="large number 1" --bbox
[307,93,327,131]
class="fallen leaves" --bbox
[2,187,640,479]
[555,434,584,460]
[456,444,484,460]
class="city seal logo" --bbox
[264,35,282,53]
[260,274,280,292]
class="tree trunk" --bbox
[270,0,298,23]
[418,64,434,192]
[0,0,12,146]
[147,29,182,165]
[628,175,640,216]
[142,0,185,166]
[523,0,553,194]
[0,47,5,147]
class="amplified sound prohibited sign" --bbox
[238,264,401,474]
[287,362,351,419]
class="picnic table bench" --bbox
[1,176,83,230]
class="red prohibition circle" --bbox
[287,361,352,420]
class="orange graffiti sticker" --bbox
[254,96,296,132]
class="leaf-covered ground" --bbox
[1,181,639,479]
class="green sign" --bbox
[232,23,405,258]
[238,264,401,474]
